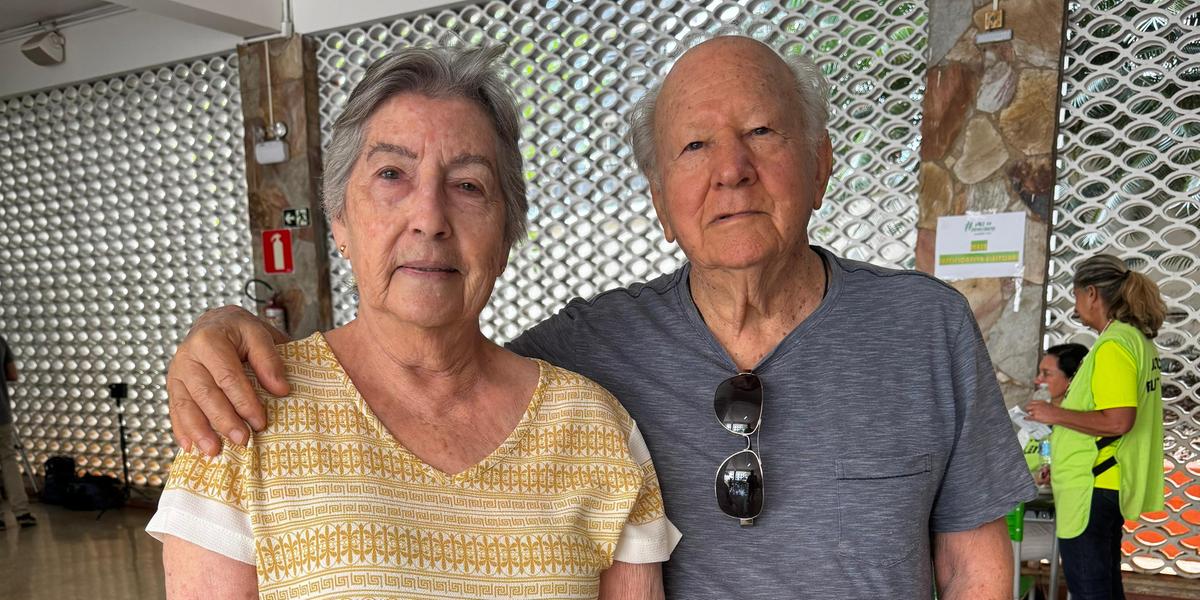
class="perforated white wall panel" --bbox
[1048,0,1200,576]
[0,55,252,486]
[314,0,927,339]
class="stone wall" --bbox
[917,0,1067,408]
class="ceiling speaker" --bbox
[21,31,65,66]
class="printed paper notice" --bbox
[934,212,1026,280]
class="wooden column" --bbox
[236,35,331,337]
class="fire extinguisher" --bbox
[245,278,288,334]
[264,295,288,334]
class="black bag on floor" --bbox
[41,455,77,505]
[63,474,125,511]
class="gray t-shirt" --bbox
[508,247,1036,599]
[0,334,12,425]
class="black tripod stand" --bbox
[108,383,131,500]
[109,383,152,505]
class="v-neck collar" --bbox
[315,332,550,485]
[674,246,843,373]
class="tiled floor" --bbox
[0,503,165,600]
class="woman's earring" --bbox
[338,244,347,257]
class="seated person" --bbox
[1019,343,1087,561]
[146,45,678,600]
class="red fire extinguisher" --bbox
[245,278,288,335]
[263,294,288,334]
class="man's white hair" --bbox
[626,31,830,188]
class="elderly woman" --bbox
[146,46,678,600]
[1027,254,1166,600]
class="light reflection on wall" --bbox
[0,55,252,486]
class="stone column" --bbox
[917,0,1068,407]
[236,35,331,338]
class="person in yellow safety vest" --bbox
[1028,255,1165,600]
[1018,343,1087,563]
[1024,344,1090,480]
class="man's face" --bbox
[650,38,833,272]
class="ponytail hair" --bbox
[1072,254,1167,338]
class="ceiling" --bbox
[0,0,112,33]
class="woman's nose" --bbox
[408,184,451,239]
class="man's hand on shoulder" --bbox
[166,306,292,456]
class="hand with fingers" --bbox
[166,305,293,456]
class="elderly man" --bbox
[167,36,1034,598]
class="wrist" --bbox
[1042,406,1061,426]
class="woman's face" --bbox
[1034,355,1072,402]
[332,93,509,331]
[1072,285,1107,331]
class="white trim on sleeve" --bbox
[613,516,682,564]
[145,488,256,565]
[613,418,682,564]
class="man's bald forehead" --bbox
[663,36,790,86]
[658,38,799,115]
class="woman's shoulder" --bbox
[532,359,635,433]
[276,332,342,372]
[248,332,352,409]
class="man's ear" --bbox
[812,134,834,212]
[649,182,675,243]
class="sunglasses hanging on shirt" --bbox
[713,372,764,526]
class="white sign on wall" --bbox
[934,212,1026,280]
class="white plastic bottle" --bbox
[1024,383,1053,440]
[1031,382,1052,404]
[1037,439,1052,492]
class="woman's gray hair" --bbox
[322,45,528,249]
[627,34,830,188]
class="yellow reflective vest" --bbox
[1049,321,1163,538]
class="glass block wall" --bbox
[1047,0,1200,576]
[0,55,252,486]
[313,0,928,338]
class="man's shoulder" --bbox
[529,267,686,334]
[827,252,971,315]
[564,267,684,315]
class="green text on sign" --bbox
[938,252,1020,265]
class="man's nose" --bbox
[713,139,757,189]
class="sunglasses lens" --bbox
[715,449,763,520]
[714,373,762,435]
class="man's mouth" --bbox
[714,211,761,223]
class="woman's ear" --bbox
[331,216,348,259]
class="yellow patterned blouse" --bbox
[148,333,679,599]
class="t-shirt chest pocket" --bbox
[834,453,933,566]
